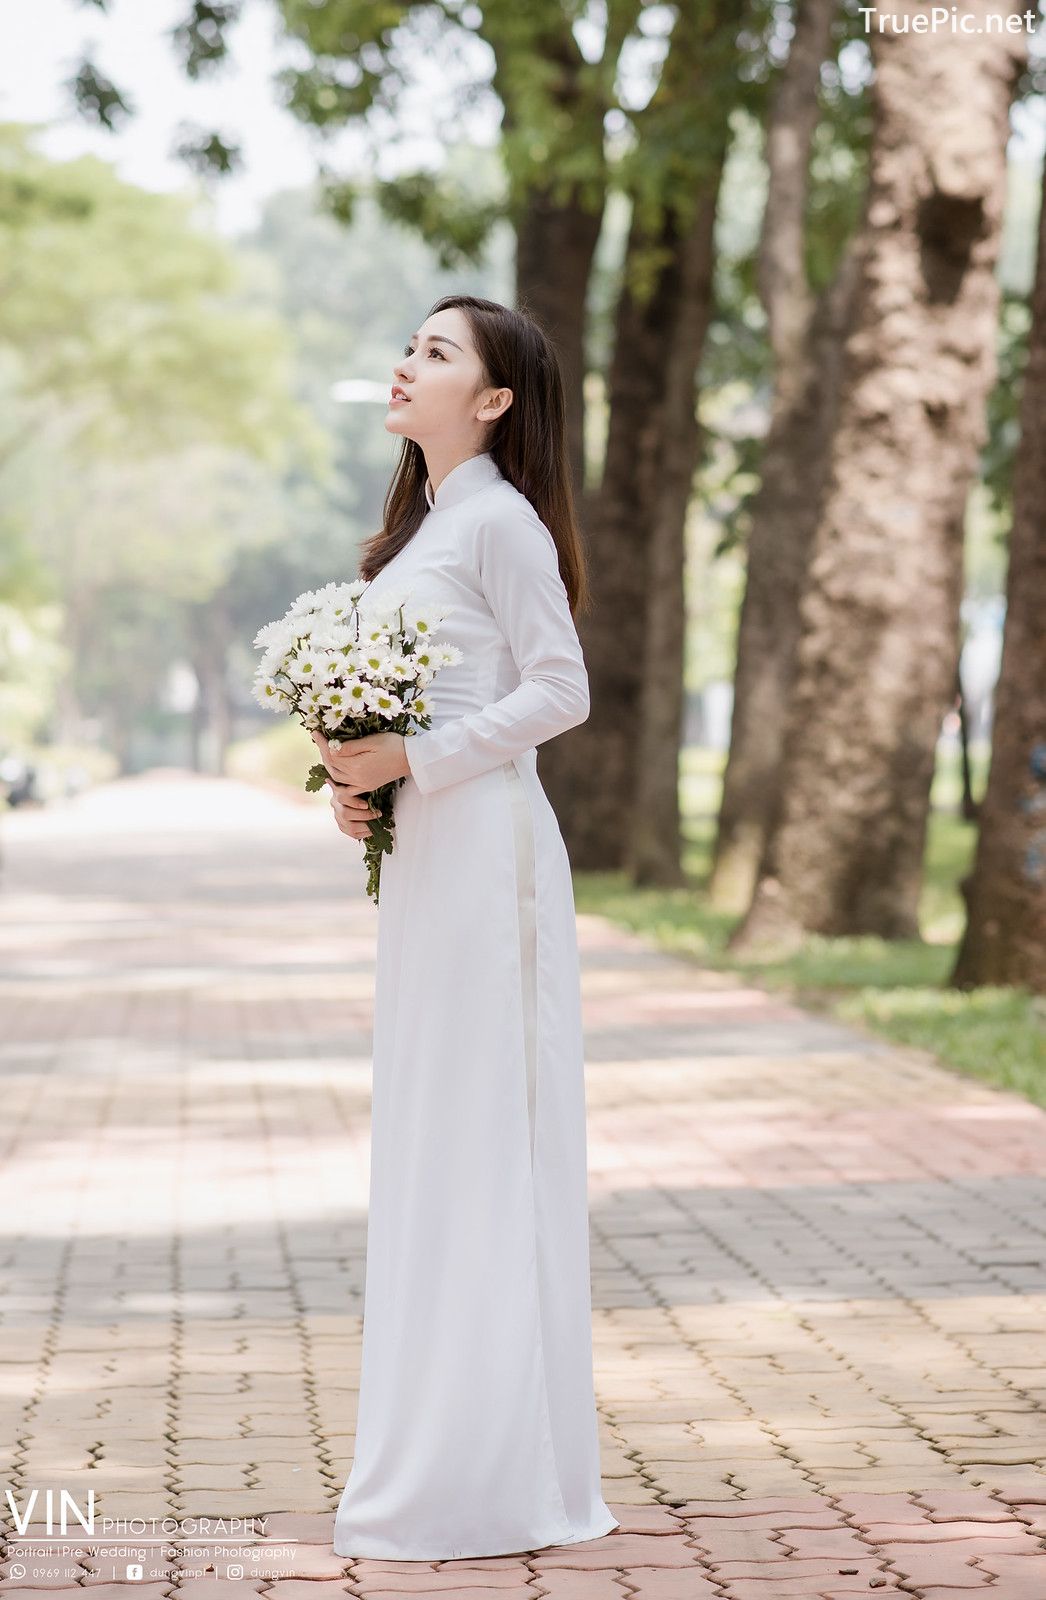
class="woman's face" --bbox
[385,307,510,448]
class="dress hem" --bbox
[331,1509,620,1563]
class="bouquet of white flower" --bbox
[251,579,462,904]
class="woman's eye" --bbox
[403,344,414,356]
[428,347,444,358]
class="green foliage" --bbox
[836,983,1045,1105]
[278,60,386,130]
[0,128,330,754]
[0,125,319,468]
[0,601,67,745]
[981,290,1033,527]
[172,126,243,176]
[370,171,503,269]
[276,0,782,273]
[70,4,244,172]
[683,17,873,564]
[804,4,873,293]
[66,60,133,130]
[227,718,323,791]
[172,2,243,79]
[278,0,407,59]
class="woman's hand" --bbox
[312,728,411,789]
[311,729,411,842]
[322,778,380,841]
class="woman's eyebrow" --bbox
[407,332,463,351]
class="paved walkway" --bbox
[0,773,1044,1600]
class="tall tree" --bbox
[731,0,1027,949]
[540,0,769,873]
[69,0,641,497]
[0,131,317,762]
[486,3,624,502]
[65,2,770,863]
[951,160,1046,993]
[709,0,856,910]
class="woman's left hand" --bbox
[311,728,411,793]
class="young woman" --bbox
[312,294,619,1562]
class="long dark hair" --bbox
[357,294,590,617]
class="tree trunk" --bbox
[951,158,1046,992]
[709,0,846,911]
[731,2,1025,950]
[628,180,723,886]
[537,198,666,869]
[540,0,748,869]
[188,597,232,776]
[515,189,605,505]
[189,686,205,774]
[955,658,979,822]
[710,251,858,909]
[489,10,606,506]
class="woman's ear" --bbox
[477,387,513,421]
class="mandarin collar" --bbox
[424,451,503,512]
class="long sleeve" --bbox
[403,507,590,795]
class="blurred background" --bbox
[1,1,1044,1079]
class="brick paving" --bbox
[0,772,1044,1599]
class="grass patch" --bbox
[575,742,1045,1106]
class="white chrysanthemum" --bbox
[434,643,463,668]
[315,580,359,611]
[357,644,395,679]
[402,596,451,635]
[356,616,393,646]
[385,653,417,680]
[287,652,322,684]
[287,588,322,618]
[410,693,432,717]
[253,618,287,649]
[304,623,341,651]
[252,675,287,711]
[342,674,369,711]
[263,637,297,672]
[310,650,345,683]
[365,686,404,718]
[255,618,297,655]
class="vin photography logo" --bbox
[5,1489,98,1537]
[2,1488,297,1583]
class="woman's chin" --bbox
[383,410,416,439]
